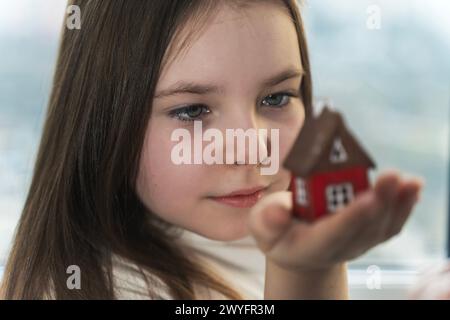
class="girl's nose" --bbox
[220,109,271,167]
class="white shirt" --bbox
[112,229,266,300]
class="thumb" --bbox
[248,191,293,253]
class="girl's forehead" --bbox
[157,3,302,92]
[163,1,292,62]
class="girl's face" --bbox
[136,2,305,241]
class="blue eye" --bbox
[169,105,211,122]
[261,92,298,108]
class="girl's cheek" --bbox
[136,153,198,222]
[137,128,208,212]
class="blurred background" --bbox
[304,0,450,267]
[0,0,449,298]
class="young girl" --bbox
[0,0,422,299]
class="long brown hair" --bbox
[1,0,312,299]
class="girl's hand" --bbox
[248,171,423,272]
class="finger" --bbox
[371,171,402,240]
[374,170,402,206]
[387,178,423,238]
[308,172,402,262]
[331,170,403,231]
[285,170,401,249]
[299,190,381,262]
[316,190,381,240]
[339,173,405,257]
[248,191,293,253]
[345,176,422,258]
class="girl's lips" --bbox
[210,186,266,208]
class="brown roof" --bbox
[283,107,376,177]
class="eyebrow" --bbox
[154,67,304,99]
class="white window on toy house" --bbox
[326,183,354,212]
[295,177,308,206]
[330,137,348,163]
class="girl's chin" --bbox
[195,223,251,242]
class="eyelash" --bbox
[168,91,300,122]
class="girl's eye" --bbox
[169,105,211,122]
[261,92,298,108]
[168,91,299,122]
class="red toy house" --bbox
[283,107,376,221]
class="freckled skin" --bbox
[136,3,305,241]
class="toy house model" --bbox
[283,107,376,221]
